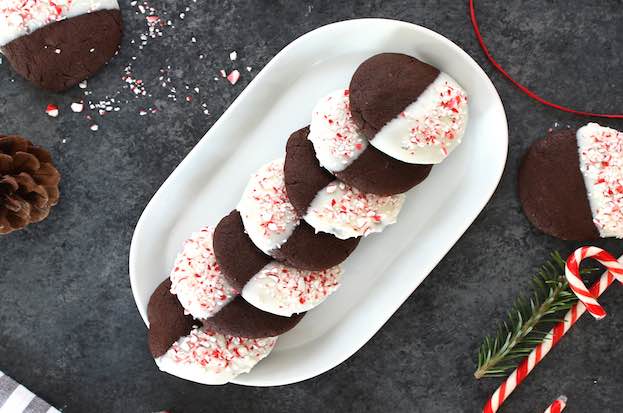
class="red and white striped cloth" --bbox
[484,248,622,413]
[0,371,59,413]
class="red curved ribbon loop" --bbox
[469,0,623,119]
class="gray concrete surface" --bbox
[1,1,621,412]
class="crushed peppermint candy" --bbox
[305,181,406,239]
[169,226,238,319]
[229,51,237,61]
[308,88,368,172]
[237,158,299,254]
[0,0,73,25]
[371,72,469,164]
[0,0,73,45]
[577,123,623,238]
[401,79,468,156]
[226,70,240,85]
[70,102,84,113]
[45,104,59,117]
[0,0,120,46]
[157,326,277,384]
[242,262,342,317]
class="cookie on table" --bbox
[148,281,277,384]
[307,90,432,195]
[0,0,122,92]
[349,53,468,164]
[237,158,359,268]
[518,123,623,241]
[214,211,343,317]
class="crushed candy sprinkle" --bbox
[163,327,276,374]
[70,102,84,113]
[241,159,298,243]
[169,226,237,319]
[305,181,405,238]
[45,103,59,117]
[0,0,74,33]
[401,80,468,157]
[577,123,623,238]
[226,70,240,85]
[245,262,342,315]
[309,88,367,171]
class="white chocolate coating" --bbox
[308,88,368,172]
[156,326,277,385]
[242,261,342,317]
[0,0,120,46]
[169,227,237,320]
[577,123,623,239]
[370,72,469,164]
[304,180,405,239]
[237,158,300,255]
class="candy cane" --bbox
[565,246,623,319]
[543,396,567,413]
[483,248,621,413]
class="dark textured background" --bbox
[1,1,622,412]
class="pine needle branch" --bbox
[474,252,595,379]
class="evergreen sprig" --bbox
[474,252,594,379]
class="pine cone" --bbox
[0,135,61,234]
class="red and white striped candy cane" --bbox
[543,396,567,413]
[565,246,623,319]
[483,248,621,413]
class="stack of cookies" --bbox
[147,53,470,384]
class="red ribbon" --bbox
[469,0,623,119]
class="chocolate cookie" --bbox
[147,279,196,358]
[336,145,433,195]
[201,296,305,338]
[273,220,360,270]
[349,53,468,164]
[349,53,439,139]
[518,129,599,241]
[1,9,122,92]
[284,126,334,216]
[213,210,272,291]
[285,125,432,198]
